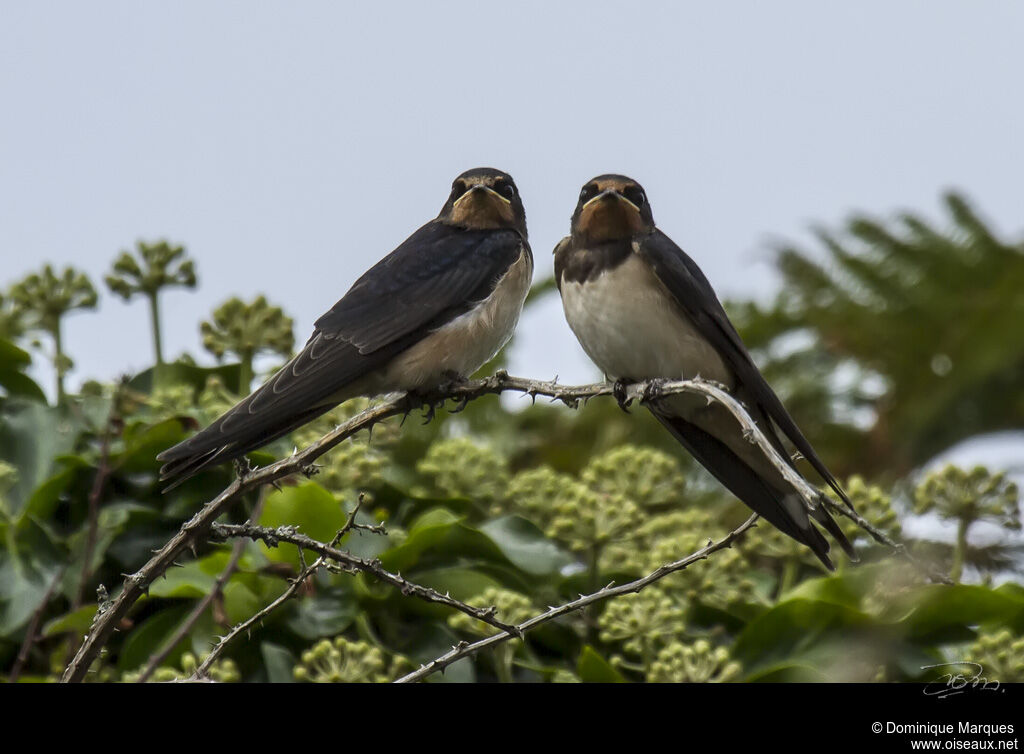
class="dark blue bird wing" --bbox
[157,221,526,485]
[636,229,852,510]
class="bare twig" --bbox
[60,371,917,683]
[394,514,760,683]
[8,570,64,683]
[75,379,128,609]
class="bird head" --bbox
[439,168,527,237]
[571,174,654,244]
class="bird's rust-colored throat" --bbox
[576,192,646,243]
[448,185,516,229]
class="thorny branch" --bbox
[61,371,926,683]
[200,519,524,656]
[186,495,374,680]
[136,493,268,682]
[394,514,761,683]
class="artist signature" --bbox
[921,662,1002,699]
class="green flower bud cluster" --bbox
[9,264,99,402]
[601,508,716,573]
[581,446,687,510]
[547,484,641,554]
[506,449,701,561]
[646,532,759,609]
[914,465,1020,531]
[289,403,397,496]
[293,636,409,683]
[597,586,687,658]
[448,587,536,637]
[200,295,294,391]
[9,265,99,335]
[105,241,196,300]
[317,441,386,497]
[121,653,240,683]
[964,629,1024,683]
[105,241,197,366]
[504,466,576,528]
[417,437,510,511]
[646,639,741,683]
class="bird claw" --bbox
[639,378,668,404]
[612,379,633,413]
[233,457,254,479]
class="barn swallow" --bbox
[554,175,855,569]
[158,167,533,488]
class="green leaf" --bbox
[113,418,189,474]
[407,567,503,604]
[261,642,297,683]
[897,585,1024,643]
[0,339,46,402]
[733,598,871,671]
[222,580,261,624]
[285,585,359,640]
[147,553,222,599]
[258,482,348,564]
[377,507,463,573]
[43,604,99,638]
[479,515,573,576]
[577,646,626,683]
[22,456,91,524]
[118,604,193,672]
[784,570,866,609]
[0,398,82,516]
[0,518,63,636]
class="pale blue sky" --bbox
[2,1,1023,391]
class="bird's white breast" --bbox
[378,248,533,391]
[559,252,733,387]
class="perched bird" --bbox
[553,174,855,569]
[158,167,533,488]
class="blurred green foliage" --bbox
[1,192,1021,683]
[729,192,1024,479]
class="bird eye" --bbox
[451,181,468,199]
[498,181,516,198]
[623,186,647,207]
[579,185,598,203]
